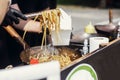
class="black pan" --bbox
[20,46,81,64]
[94,9,117,40]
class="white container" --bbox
[89,37,109,53]
[51,30,71,46]
[51,8,72,46]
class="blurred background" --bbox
[58,0,120,8]
[56,0,120,33]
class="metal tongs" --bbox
[3,25,29,49]
[4,25,59,57]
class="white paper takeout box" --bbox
[51,8,72,46]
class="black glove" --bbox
[1,7,27,26]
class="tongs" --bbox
[4,25,59,56]
[4,25,29,49]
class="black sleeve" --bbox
[12,0,19,4]
[48,0,57,9]
[14,0,57,14]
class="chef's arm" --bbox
[0,0,27,27]
[1,7,27,26]
[11,4,43,33]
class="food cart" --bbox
[1,8,120,80]
[0,37,120,80]
[61,38,120,80]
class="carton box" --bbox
[51,8,72,46]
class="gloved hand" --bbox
[1,7,27,26]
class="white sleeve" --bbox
[0,0,10,24]
[9,0,12,6]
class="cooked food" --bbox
[20,9,81,69]
[29,47,80,68]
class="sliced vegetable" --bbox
[30,58,39,64]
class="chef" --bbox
[0,0,57,68]
[0,0,27,69]
[7,0,57,66]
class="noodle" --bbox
[22,9,61,46]
[22,15,39,40]
[29,50,72,68]
[39,9,61,50]
[29,47,80,69]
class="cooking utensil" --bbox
[4,25,59,57]
[94,9,116,39]
[20,46,81,65]
[4,25,29,49]
[4,25,59,53]
[4,26,80,67]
